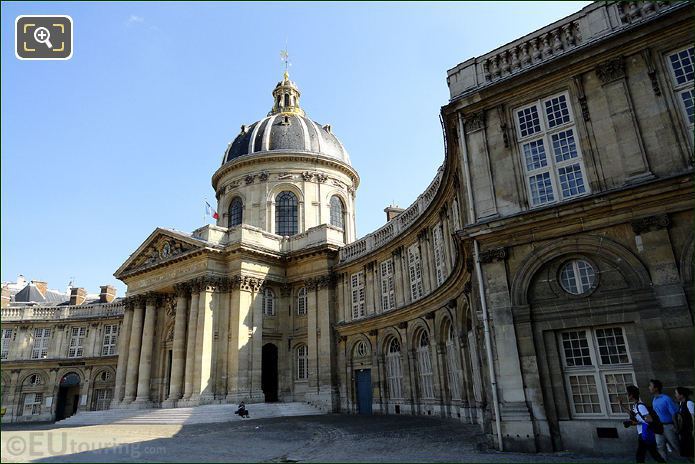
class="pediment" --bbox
[115,229,205,279]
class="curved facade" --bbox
[22,1,687,456]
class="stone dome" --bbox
[222,71,351,166]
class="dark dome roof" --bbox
[223,113,351,165]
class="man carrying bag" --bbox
[623,385,666,463]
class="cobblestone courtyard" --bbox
[2,414,633,463]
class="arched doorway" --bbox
[262,343,278,402]
[55,372,80,421]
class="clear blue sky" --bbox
[2,1,590,296]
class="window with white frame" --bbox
[31,328,51,359]
[101,324,119,356]
[560,326,635,417]
[385,338,404,399]
[417,331,435,399]
[407,243,424,301]
[262,288,275,316]
[432,223,447,286]
[22,393,43,416]
[92,389,112,411]
[68,327,86,358]
[296,287,307,316]
[515,92,589,207]
[380,260,396,312]
[445,322,463,401]
[296,344,309,380]
[350,271,365,320]
[666,46,694,132]
[1,328,13,359]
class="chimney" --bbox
[384,205,405,222]
[1,286,10,308]
[70,287,87,305]
[99,285,116,303]
[31,280,48,297]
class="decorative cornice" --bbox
[478,247,507,264]
[595,57,625,85]
[631,214,670,235]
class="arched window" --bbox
[296,287,307,316]
[228,197,243,227]
[284,94,290,107]
[329,195,345,229]
[296,345,309,380]
[262,288,275,316]
[385,338,403,399]
[444,321,462,401]
[21,373,45,417]
[417,331,434,399]
[275,191,298,236]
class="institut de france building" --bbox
[2,1,693,456]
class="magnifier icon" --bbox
[33,27,53,49]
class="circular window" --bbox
[559,260,596,295]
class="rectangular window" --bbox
[560,326,635,417]
[22,393,43,416]
[380,259,396,312]
[92,389,113,411]
[432,223,447,286]
[31,328,51,359]
[101,324,119,356]
[350,271,365,320]
[515,92,589,207]
[667,46,695,130]
[68,326,86,358]
[407,243,424,301]
[1,328,13,359]
[567,374,602,414]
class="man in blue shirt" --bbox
[650,379,681,460]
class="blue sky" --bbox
[2,1,590,296]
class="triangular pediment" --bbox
[115,228,206,279]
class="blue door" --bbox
[356,369,372,415]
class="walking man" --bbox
[626,385,665,463]
[650,379,681,460]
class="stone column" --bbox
[123,297,145,403]
[216,280,231,399]
[306,280,319,393]
[193,278,216,402]
[392,248,405,308]
[316,277,337,410]
[165,284,189,405]
[249,279,264,402]
[112,299,134,406]
[226,278,241,401]
[134,293,158,405]
[182,286,200,401]
[364,262,376,316]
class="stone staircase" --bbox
[56,402,324,426]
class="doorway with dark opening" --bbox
[262,343,278,402]
[55,372,80,421]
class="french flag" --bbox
[205,201,219,220]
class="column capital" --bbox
[240,275,264,292]
[173,282,191,298]
[145,292,160,307]
[631,214,670,235]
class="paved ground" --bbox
[2,415,633,463]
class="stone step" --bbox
[56,402,324,426]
